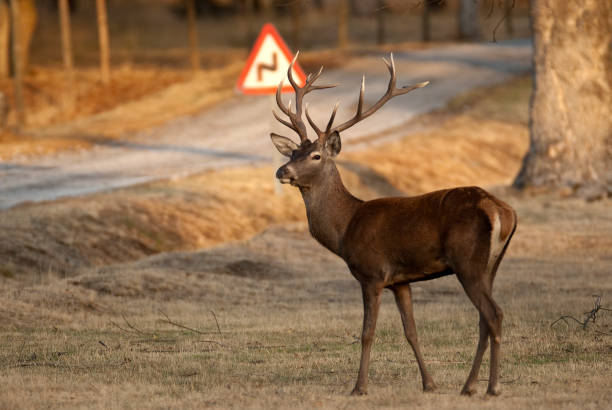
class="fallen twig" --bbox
[159,310,211,335]
[210,310,222,335]
[109,314,157,339]
[121,313,149,335]
[196,339,232,348]
[551,295,611,332]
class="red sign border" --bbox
[236,23,306,95]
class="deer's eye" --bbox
[312,154,321,160]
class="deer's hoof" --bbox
[350,387,367,396]
[423,381,437,392]
[460,386,477,396]
[486,385,501,396]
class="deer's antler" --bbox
[315,53,429,145]
[273,53,428,146]
[273,52,337,143]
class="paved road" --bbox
[0,40,532,209]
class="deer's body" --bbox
[271,54,517,396]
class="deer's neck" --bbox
[299,161,363,255]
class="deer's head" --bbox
[271,53,428,189]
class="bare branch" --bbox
[210,310,222,335]
[159,310,212,335]
[551,295,611,333]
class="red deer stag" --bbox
[270,53,517,396]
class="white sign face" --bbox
[237,23,306,94]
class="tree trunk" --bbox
[0,1,10,77]
[458,0,481,40]
[291,0,301,50]
[514,0,612,196]
[504,0,514,36]
[59,0,74,112]
[421,0,431,42]
[9,0,25,126]
[185,0,199,71]
[337,0,348,50]
[96,0,110,84]
[0,0,36,78]
[376,0,386,45]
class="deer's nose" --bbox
[276,164,295,184]
[276,165,289,180]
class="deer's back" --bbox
[340,186,516,285]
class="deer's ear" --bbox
[270,133,298,157]
[325,131,342,157]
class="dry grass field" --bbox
[1,76,611,409]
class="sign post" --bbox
[236,23,306,195]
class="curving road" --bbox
[0,40,532,209]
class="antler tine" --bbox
[272,54,343,143]
[275,81,290,116]
[273,109,295,132]
[328,53,428,135]
[305,103,324,138]
[325,102,340,134]
[357,75,365,116]
[286,52,301,93]
[381,52,397,90]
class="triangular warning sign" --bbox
[236,23,306,95]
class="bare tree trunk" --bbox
[95,0,110,84]
[337,0,348,50]
[0,0,36,78]
[504,0,514,36]
[291,0,301,50]
[244,0,255,47]
[0,1,11,77]
[458,0,481,40]
[59,0,73,71]
[421,0,431,42]
[514,0,612,197]
[58,0,74,112]
[9,0,25,126]
[185,0,199,71]
[376,0,386,45]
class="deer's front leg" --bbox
[351,283,382,396]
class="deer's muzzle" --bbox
[275,165,295,185]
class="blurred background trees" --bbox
[8,0,609,198]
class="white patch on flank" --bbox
[487,212,504,274]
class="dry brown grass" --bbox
[1,194,611,409]
[0,63,242,160]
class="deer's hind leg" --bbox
[447,212,505,396]
[392,283,436,392]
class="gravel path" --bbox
[0,40,531,209]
